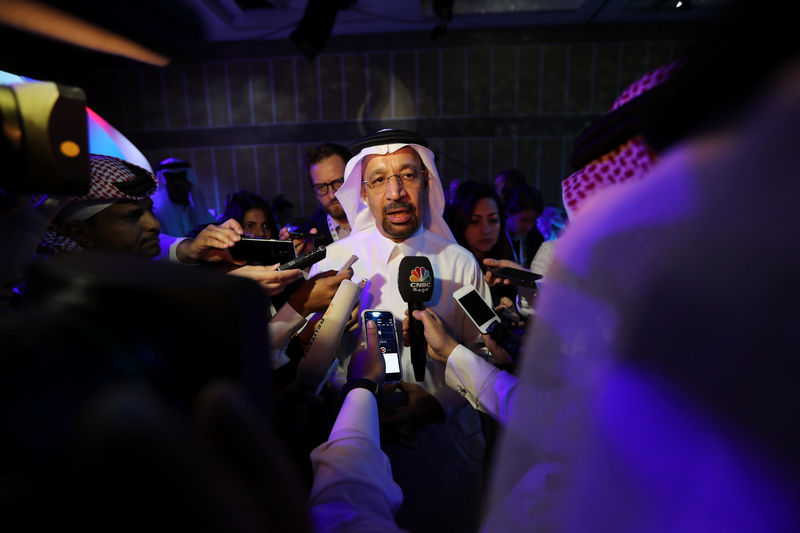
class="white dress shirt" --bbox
[309,225,491,413]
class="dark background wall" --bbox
[80,24,693,222]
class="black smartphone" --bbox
[277,246,326,271]
[289,231,322,240]
[361,309,402,383]
[490,266,542,288]
[229,238,295,265]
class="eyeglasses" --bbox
[310,177,344,196]
[362,169,425,191]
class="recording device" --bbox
[454,284,522,358]
[277,245,326,271]
[398,256,434,382]
[0,81,89,194]
[453,285,500,334]
[337,254,358,275]
[361,310,402,383]
[229,238,295,265]
[490,266,542,289]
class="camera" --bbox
[0,81,89,194]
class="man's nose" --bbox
[142,211,161,232]
[385,175,407,199]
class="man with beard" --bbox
[281,143,352,254]
[308,129,491,533]
[37,154,163,259]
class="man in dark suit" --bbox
[282,143,352,253]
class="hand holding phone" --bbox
[490,266,542,288]
[347,319,386,385]
[361,309,402,383]
[229,238,296,265]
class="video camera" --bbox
[0,81,89,194]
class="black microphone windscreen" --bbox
[398,256,434,303]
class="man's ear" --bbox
[58,220,95,249]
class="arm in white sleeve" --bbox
[267,302,308,370]
[308,388,404,533]
[530,239,556,276]
[154,234,188,263]
[445,344,518,424]
[268,302,307,351]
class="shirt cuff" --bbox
[169,237,187,263]
[329,388,380,445]
[445,344,518,422]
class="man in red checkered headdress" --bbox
[37,154,161,259]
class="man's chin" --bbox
[140,239,161,258]
[327,203,345,220]
[381,218,420,241]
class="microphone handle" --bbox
[408,302,427,382]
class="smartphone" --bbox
[453,284,500,334]
[337,254,359,275]
[288,231,321,240]
[277,246,326,271]
[361,309,402,383]
[490,266,542,288]
[229,238,296,265]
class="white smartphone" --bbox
[361,309,402,383]
[337,254,359,275]
[453,284,500,334]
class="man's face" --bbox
[165,170,192,206]
[310,154,346,221]
[242,207,271,239]
[84,199,161,257]
[507,208,539,238]
[494,175,506,198]
[361,147,428,243]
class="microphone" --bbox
[398,256,434,381]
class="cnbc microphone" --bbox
[398,256,434,381]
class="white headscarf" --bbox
[335,134,455,242]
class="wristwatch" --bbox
[339,378,380,403]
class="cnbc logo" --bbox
[409,266,431,291]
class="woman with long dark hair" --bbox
[445,181,517,308]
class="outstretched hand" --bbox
[401,306,458,363]
[482,257,525,287]
[227,264,302,295]
[279,226,317,258]
[347,318,385,384]
[288,268,354,317]
[176,218,243,264]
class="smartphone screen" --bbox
[362,310,402,382]
[454,285,500,334]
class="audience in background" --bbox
[493,167,526,200]
[536,205,567,241]
[221,190,279,239]
[152,157,215,237]
[502,183,545,267]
